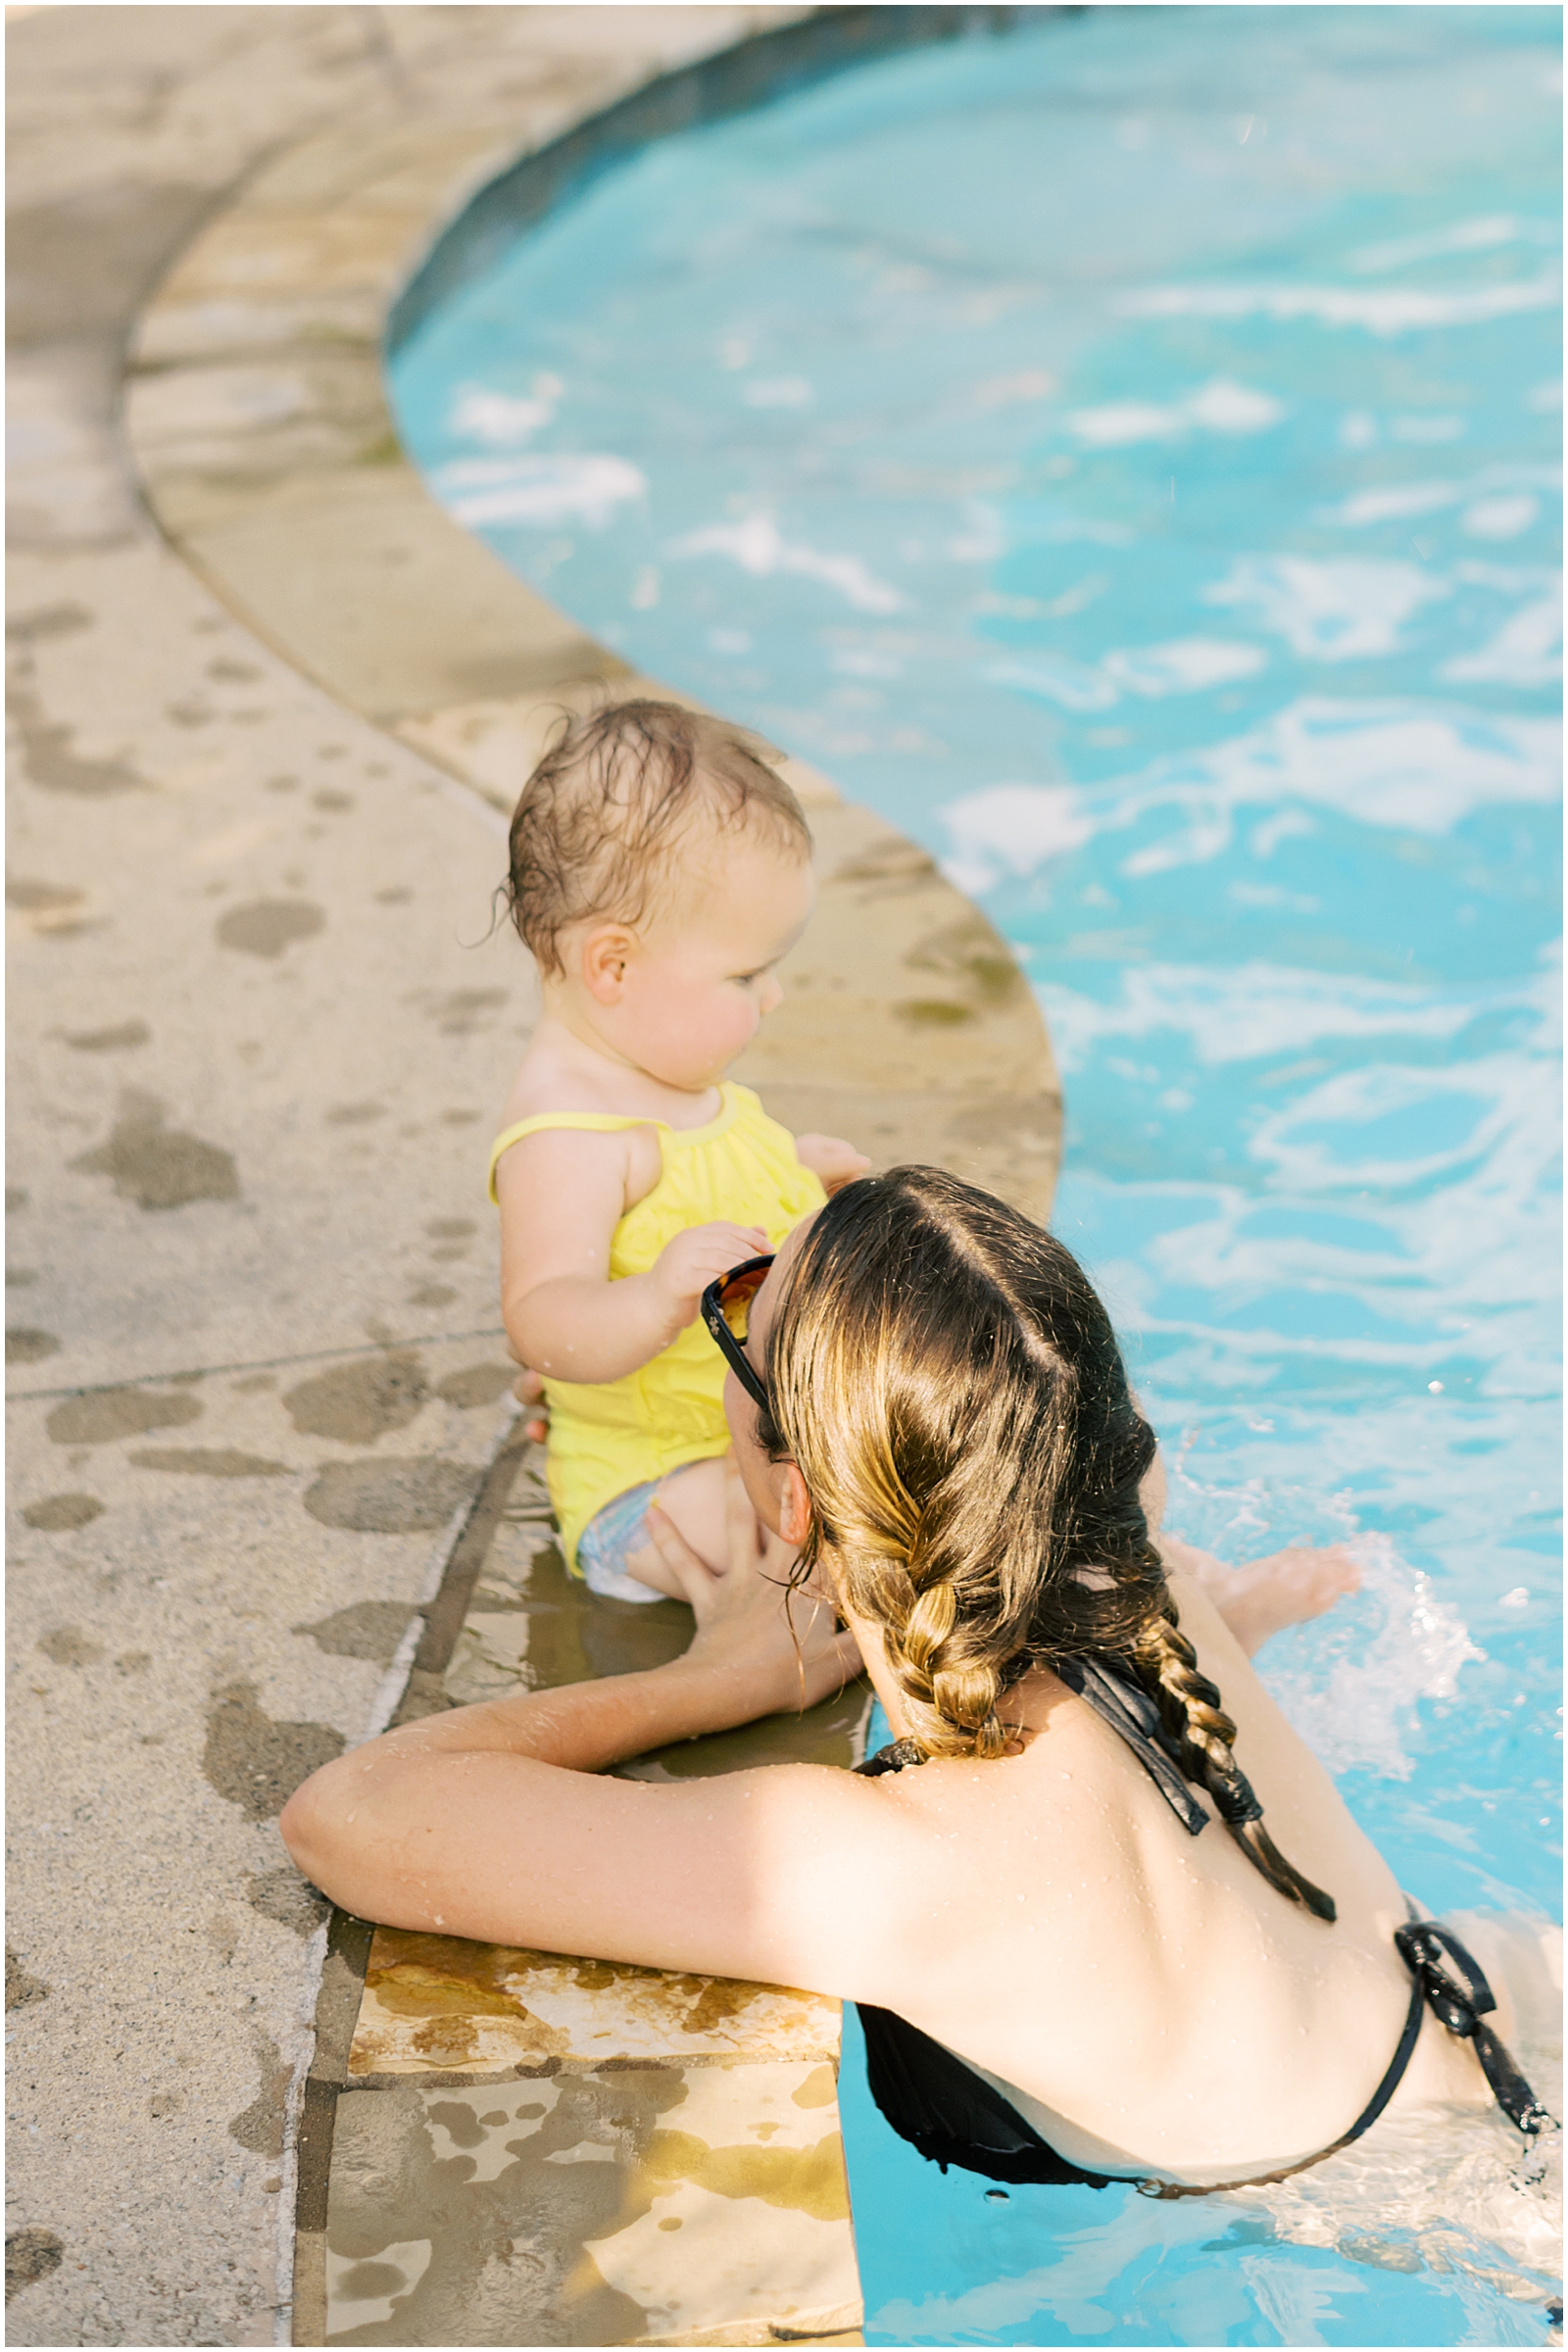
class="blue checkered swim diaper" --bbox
[575,1463,703,1602]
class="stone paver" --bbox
[7,9,1062,2344]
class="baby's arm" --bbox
[795,1133,871,1194]
[498,1128,764,1385]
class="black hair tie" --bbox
[1206,1766,1265,1829]
[859,1738,928,1777]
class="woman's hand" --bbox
[643,1456,862,1716]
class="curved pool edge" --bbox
[118,10,1063,2346]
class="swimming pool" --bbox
[390,6,1561,2337]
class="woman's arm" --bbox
[279,1468,885,1985]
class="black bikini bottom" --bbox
[858,1917,1554,2196]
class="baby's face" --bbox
[619,830,814,1092]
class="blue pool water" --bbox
[391,7,1562,2337]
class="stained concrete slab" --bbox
[321,2061,861,2347]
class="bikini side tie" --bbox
[1393,1919,1556,2139]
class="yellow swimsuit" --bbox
[488,1081,826,1574]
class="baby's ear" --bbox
[580,922,636,1003]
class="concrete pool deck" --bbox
[7,8,1061,2344]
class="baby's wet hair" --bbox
[504,699,811,977]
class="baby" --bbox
[490,699,867,1603]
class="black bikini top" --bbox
[856,1659,1556,2185]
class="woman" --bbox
[282,1167,1549,2191]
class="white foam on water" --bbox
[985,650,1118,711]
[939,780,1093,896]
[1067,373,1285,446]
[1392,413,1466,443]
[448,381,555,444]
[1039,959,1494,1074]
[987,635,1265,713]
[1460,494,1541,539]
[1248,1050,1551,1195]
[667,512,905,612]
[1204,556,1447,661]
[1092,698,1561,869]
[1120,270,1562,336]
[1443,588,1562,688]
[1318,464,1559,529]
[1103,637,1267,694]
[1259,1533,1483,1781]
[435,451,646,529]
[1348,214,1554,273]
[742,374,813,407]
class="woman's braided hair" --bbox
[759,1166,1335,1922]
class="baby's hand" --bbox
[651,1221,769,1326]
[795,1133,872,1194]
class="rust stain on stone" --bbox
[350,1928,840,2077]
[638,2128,853,2223]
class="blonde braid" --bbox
[1133,1591,1337,1921]
[882,1569,1010,1761]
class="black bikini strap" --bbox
[1052,1655,1212,1837]
[1337,1968,1427,2150]
[1394,1919,1557,2138]
[858,1663,1216,1837]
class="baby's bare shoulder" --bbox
[494,1043,665,1215]
[498,1033,650,1131]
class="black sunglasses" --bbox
[700,1253,775,1413]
